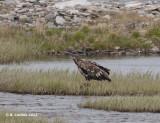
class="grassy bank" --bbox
[81,96,160,112]
[0,16,160,63]
[0,112,64,123]
[0,69,160,96]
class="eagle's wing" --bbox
[87,61,110,75]
[82,60,109,79]
[75,59,111,81]
[76,60,90,78]
[88,63,111,81]
[77,60,101,77]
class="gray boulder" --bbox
[45,13,56,22]
[19,15,31,23]
[55,16,65,25]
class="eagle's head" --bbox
[72,55,81,65]
[64,51,80,63]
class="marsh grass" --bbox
[0,26,44,63]
[81,96,160,112]
[0,69,160,96]
[0,26,132,63]
[0,40,39,63]
[0,17,160,63]
[0,112,65,123]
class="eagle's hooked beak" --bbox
[64,51,80,63]
[64,51,79,57]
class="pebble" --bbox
[0,0,159,27]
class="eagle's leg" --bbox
[80,77,90,89]
[83,77,91,87]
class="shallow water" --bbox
[0,92,160,123]
[0,56,160,74]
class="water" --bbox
[0,92,160,123]
[0,56,160,74]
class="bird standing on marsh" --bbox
[72,56,111,82]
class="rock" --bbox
[79,7,88,12]
[39,0,47,6]
[102,14,111,20]
[16,8,29,13]
[28,8,34,12]
[114,46,120,50]
[38,11,46,17]
[87,6,98,13]
[151,46,160,53]
[0,0,160,28]
[39,0,46,3]
[58,10,67,16]
[35,7,44,12]
[125,1,142,9]
[26,0,38,3]
[80,12,90,17]
[47,21,56,28]
[68,9,79,15]
[3,0,17,4]
[16,2,32,8]
[145,5,160,13]
[19,15,31,23]
[0,14,9,20]
[90,13,99,19]
[63,15,72,21]
[146,13,155,18]
[8,14,19,21]
[152,11,160,16]
[16,3,25,8]
[55,16,65,25]
[45,13,56,21]
[72,15,81,23]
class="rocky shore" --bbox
[0,0,160,59]
[0,0,160,28]
[46,47,160,57]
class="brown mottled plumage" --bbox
[73,56,111,82]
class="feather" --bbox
[73,57,111,82]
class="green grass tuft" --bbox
[0,69,160,96]
[147,27,160,38]
[81,96,160,112]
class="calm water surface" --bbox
[0,92,160,123]
[0,56,160,74]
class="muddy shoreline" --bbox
[46,48,160,57]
